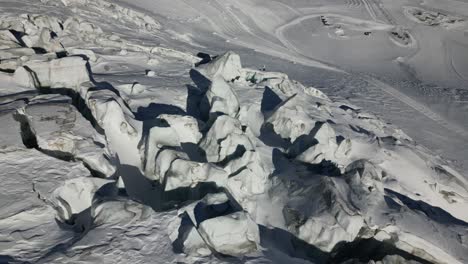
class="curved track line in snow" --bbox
[274,13,391,63]
[178,0,340,72]
[444,39,468,82]
[362,76,468,138]
[270,0,302,15]
[276,14,467,138]
[361,0,378,21]
[345,0,362,8]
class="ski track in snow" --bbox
[362,76,468,139]
[274,12,468,140]
[361,0,378,21]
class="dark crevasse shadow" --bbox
[261,86,283,114]
[329,237,433,264]
[0,68,15,73]
[192,199,237,228]
[0,255,27,264]
[0,90,44,105]
[384,188,468,227]
[33,86,105,135]
[186,84,204,120]
[298,160,342,177]
[260,225,434,264]
[272,148,291,175]
[181,142,207,163]
[171,212,195,254]
[188,69,212,122]
[119,164,223,212]
[135,103,186,121]
[134,104,208,165]
[259,123,290,149]
[35,181,117,263]
[189,69,211,91]
[194,52,212,67]
[259,225,330,264]
[8,29,27,47]
[135,103,186,150]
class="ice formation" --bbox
[0,4,467,264]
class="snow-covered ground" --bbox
[0,0,467,263]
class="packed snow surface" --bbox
[0,0,467,264]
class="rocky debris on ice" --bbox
[195,51,242,82]
[22,95,116,177]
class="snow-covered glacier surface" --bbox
[0,0,467,263]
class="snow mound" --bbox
[164,158,228,191]
[171,192,260,257]
[52,177,114,227]
[198,212,260,256]
[264,94,319,142]
[195,51,243,82]
[200,115,254,163]
[204,75,241,118]
[142,114,202,179]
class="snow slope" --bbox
[0,0,467,263]
[116,0,468,175]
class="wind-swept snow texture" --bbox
[0,0,467,264]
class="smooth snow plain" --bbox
[0,0,467,263]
